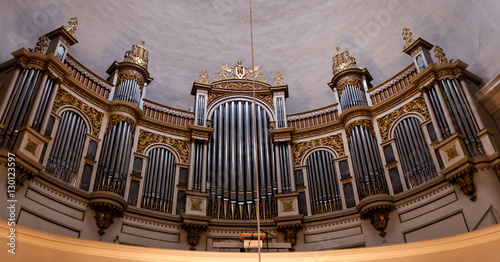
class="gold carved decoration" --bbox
[434,46,453,65]
[191,198,202,211]
[14,165,38,192]
[360,205,395,237]
[117,72,144,89]
[402,27,415,49]
[33,35,49,54]
[89,202,124,236]
[124,41,149,69]
[278,224,301,252]
[182,223,207,250]
[332,46,358,75]
[52,89,104,136]
[282,200,294,212]
[106,114,136,135]
[445,146,459,161]
[345,119,375,143]
[213,61,267,83]
[24,139,38,156]
[196,69,210,84]
[213,82,268,91]
[137,130,190,164]
[272,70,286,86]
[377,96,430,142]
[337,79,363,97]
[207,92,274,110]
[269,121,276,129]
[449,167,476,201]
[64,17,78,39]
[292,133,345,166]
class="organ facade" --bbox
[1,19,500,251]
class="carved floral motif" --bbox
[137,129,190,164]
[89,202,124,236]
[106,114,136,135]
[292,133,345,166]
[360,205,395,237]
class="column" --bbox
[0,66,22,122]
[201,141,208,193]
[287,141,296,192]
[26,72,49,127]
[459,78,485,131]
[434,81,456,134]
[187,140,196,191]
[334,87,342,115]
[274,143,282,194]
[423,90,444,141]
[302,167,312,215]
[40,80,60,134]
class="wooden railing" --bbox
[143,100,194,127]
[64,55,113,99]
[287,105,338,130]
[368,64,417,105]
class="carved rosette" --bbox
[377,96,430,142]
[449,167,476,201]
[137,129,190,164]
[52,89,104,136]
[89,202,124,236]
[292,133,345,166]
[182,223,207,250]
[278,224,301,251]
[360,205,395,237]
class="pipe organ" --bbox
[1,20,500,251]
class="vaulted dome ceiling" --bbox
[2,0,499,113]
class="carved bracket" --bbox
[448,167,476,201]
[182,223,207,250]
[14,165,38,192]
[277,224,301,251]
[89,202,124,236]
[360,205,395,237]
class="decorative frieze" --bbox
[292,133,345,166]
[137,129,190,164]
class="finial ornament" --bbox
[272,70,286,87]
[64,17,78,38]
[402,27,415,49]
[332,46,358,75]
[196,69,210,84]
[434,45,453,64]
[213,61,267,82]
[33,35,49,54]
[124,41,149,69]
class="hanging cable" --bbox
[249,0,262,260]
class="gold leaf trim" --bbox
[292,133,345,166]
[137,129,190,164]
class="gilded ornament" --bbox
[360,205,395,237]
[196,69,210,84]
[52,89,104,136]
[124,41,149,69]
[272,70,286,86]
[33,35,49,54]
[402,27,415,49]
[213,82,268,91]
[332,46,358,75]
[293,122,344,139]
[137,129,190,164]
[182,223,207,250]
[117,72,144,89]
[445,146,459,161]
[105,114,136,135]
[64,17,78,38]
[282,200,294,212]
[377,96,430,142]
[449,167,476,201]
[89,202,124,236]
[206,92,274,110]
[277,224,301,251]
[213,61,267,82]
[24,138,38,156]
[434,45,453,65]
[191,198,202,211]
[292,133,345,166]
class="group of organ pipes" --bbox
[0,20,497,244]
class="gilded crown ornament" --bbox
[402,27,415,49]
[196,69,210,84]
[272,70,286,86]
[434,45,453,64]
[64,17,78,38]
[213,61,267,82]
[33,35,49,54]
[332,46,358,75]
[124,41,149,69]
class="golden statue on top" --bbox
[272,70,286,87]
[124,41,149,69]
[434,45,453,64]
[402,27,415,49]
[33,35,49,54]
[196,69,210,84]
[332,46,358,75]
[64,17,78,38]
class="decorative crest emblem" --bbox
[213,61,267,83]
[332,46,358,75]
[124,41,149,69]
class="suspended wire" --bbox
[249,0,262,260]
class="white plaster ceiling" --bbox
[2,0,500,113]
